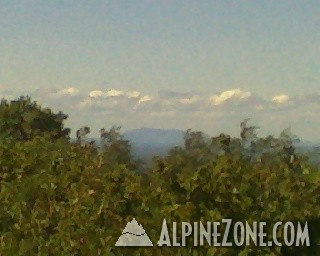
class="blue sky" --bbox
[1,1,319,140]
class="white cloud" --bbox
[127,91,141,98]
[2,85,320,140]
[138,95,152,104]
[89,90,141,99]
[209,89,251,106]
[106,89,125,97]
[89,90,106,98]
[57,87,79,96]
[272,94,289,104]
[79,88,153,112]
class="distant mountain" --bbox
[123,128,185,166]
[123,128,185,147]
[78,128,320,168]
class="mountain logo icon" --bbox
[115,218,153,247]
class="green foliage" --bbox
[98,126,143,170]
[0,99,320,255]
[0,135,144,255]
[0,96,70,141]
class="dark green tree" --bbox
[98,126,142,170]
[0,96,70,141]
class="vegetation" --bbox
[0,97,320,255]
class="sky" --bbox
[0,0,319,140]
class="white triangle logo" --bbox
[115,218,153,247]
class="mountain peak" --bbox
[123,128,185,146]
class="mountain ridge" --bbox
[123,127,185,146]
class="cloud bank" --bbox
[0,86,319,140]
